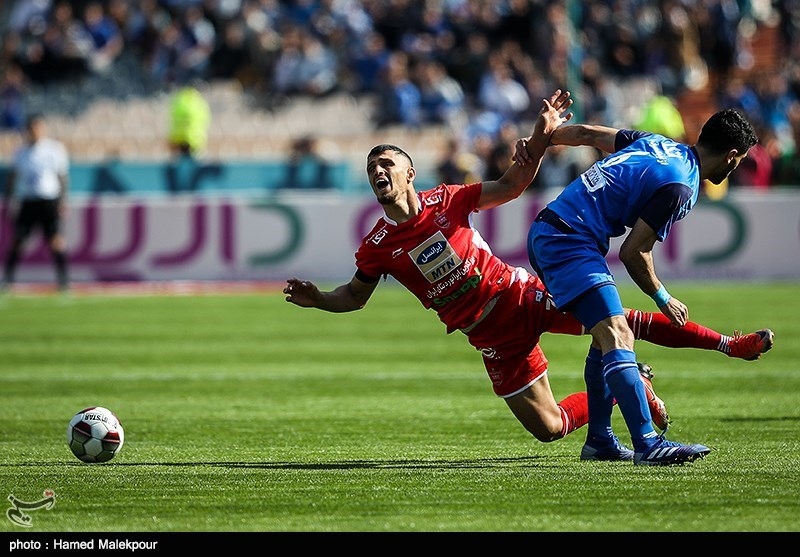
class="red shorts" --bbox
[464,274,584,398]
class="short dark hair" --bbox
[697,109,758,154]
[367,144,413,166]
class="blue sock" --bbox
[603,348,658,452]
[584,347,614,446]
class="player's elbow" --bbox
[618,246,637,267]
[618,251,646,278]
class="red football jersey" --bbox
[355,183,520,333]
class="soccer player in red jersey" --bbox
[284,90,773,458]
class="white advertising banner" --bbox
[2,190,799,284]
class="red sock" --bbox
[627,309,721,351]
[557,391,588,438]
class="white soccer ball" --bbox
[66,406,125,463]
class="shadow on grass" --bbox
[222,456,548,470]
[7,456,554,469]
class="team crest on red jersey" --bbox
[434,212,451,229]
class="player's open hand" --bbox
[539,89,573,135]
[515,89,573,166]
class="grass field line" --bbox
[2,280,287,297]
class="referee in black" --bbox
[2,113,70,292]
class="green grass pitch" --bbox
[0,281,798,535]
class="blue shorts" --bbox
[527,218,616,314]
[569,284,625,331]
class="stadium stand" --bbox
[0,0,793,191]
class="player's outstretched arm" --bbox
[548,122,620,152]
[512,122,621,166]
[284,276,378,313]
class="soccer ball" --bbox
[66,406,125,463]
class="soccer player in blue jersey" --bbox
[517,109,759,465]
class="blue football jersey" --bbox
[547,131,700,254]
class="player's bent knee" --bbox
[504,388,565,443]
[516,411,564,443]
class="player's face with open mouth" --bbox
[367,151,412,205]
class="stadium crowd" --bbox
[2,0,800,189]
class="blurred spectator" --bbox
[696,0,747,87]
[0,63,27,131]
[659,0,707,92]
[465,132,493,180]
[367,0,421,51]
[772,102,800,186]
[755,72,798,155]
[603,16,644,79]
[178,4,216,83]
[106,0,136,41]
[293,30,339,96]
[167,84,211,158]
[283,0,318,28]
[778,0,800,50]
[209,19,255,85]
[484,140,514,181]
[530,143,586,192]
[730,124,774,190]
[0,31,34,93]
[119,0,168,64]
[462,54,530,144]
[497,0,537,48]
[445,30,491,102]
[477,54,530,122]
[81,0,124,74]
[580,55,619,125]
[91,150,127,195]
[239,0,282,101]
[148,20,189,85]
[272,25,339,97]
[269,22,304,94]
[435,137,483,185]
[398,1,453,59]
[282,136,335,190]
[717,74,761,122]
[535,1,573,85]
[348,31,391,95]
[26,0,94,83]
[492,38,548,123]
[6,0,52,34]
[308,0,361,46]
[635,91,687,141]
[436,137,465,184]
[148,4,215,86]
[1,31,23,66]
[374,51,421,128]
[414,58,466,128]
